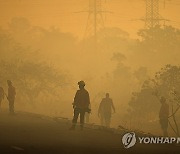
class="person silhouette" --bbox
[98,93,115,128]
[159,96,169,136]
[7,80,16,115]
[70,81,90,130]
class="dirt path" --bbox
[0,112,179,154]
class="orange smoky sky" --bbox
[0,0,180,38]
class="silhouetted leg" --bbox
[9,99,14,114]
[85,113,90,123]
[0,99,2,111]
[106,118,111,128]
[80,110,85,130]
[104,114,111,128]
[163,119,168,136]
[104,118,109,127]
[100,115,104,126]
[160,118,168,136]
[163,128,168,136]
[70,108,80,130]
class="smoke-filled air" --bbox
[0,0,180,153]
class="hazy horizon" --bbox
[0,0,180,39]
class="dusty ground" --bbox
[0,111,179,154]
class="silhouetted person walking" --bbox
[159,97,169,136]
[98,93,115,128]
[0,86,4,111]
[7,80,16,115]
[70,81,90,130]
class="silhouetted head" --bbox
[7,80,12,86]
[160,96,166,104]
[78,80,85,89]
[106,93,110,98]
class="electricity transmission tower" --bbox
[144,0,168,28]
[75,0,108,49]
[84,0,106,44]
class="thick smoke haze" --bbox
[0,0,180,137]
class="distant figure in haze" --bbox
[7,80,16,115]
[0,86,5,111]
[159,96,169,136]
[98,93,115,128]
[70,81,90,130]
